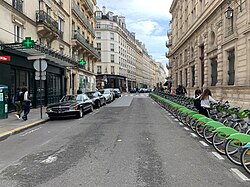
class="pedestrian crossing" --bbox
[122,93,149,97]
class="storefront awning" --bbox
[1,44,74,67]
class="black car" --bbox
[85,91,106,108]
[113,88,121,98]
[46,94,94,119]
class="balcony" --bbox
[166,39,172,47]
[72,1,94,35]
[36,10,59,39]
[13,0,23,12]
[167,29,172,36]
[82,0,94,14]
[72,30,100,58]
[165,51,171,58]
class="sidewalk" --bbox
[0,107,49,140]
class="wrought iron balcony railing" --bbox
[72,30,100,57]
[12,0,23,12]
[72,1,94,35]
[36,10,59,33]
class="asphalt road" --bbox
[0,93,249,187]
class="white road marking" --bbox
[230,168,250,181]
[184,127,190,131]
[20,127,42,136]
[211,152,225,160]
[174,119,179,121]
[41,156,58,164]
[191,133,198,137]
[179,122,183,126]
[199,141,209,147]
[117,139,122,142]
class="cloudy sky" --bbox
[96,0,173,73]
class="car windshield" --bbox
[76,94,87,101]
[86,92,94,98]
[103,89,110,94]
[61,95,76,102]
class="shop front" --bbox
[0,44,73,111]
[96,74,126,92]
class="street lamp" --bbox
[225,6,234,19]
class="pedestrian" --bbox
[194,87,202,98]
[170,87,175,94]
[199,88,218,117]
[14,88,23,119]
[21,87,31,121]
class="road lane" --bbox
[0,95,248,187]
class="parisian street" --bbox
[0,94,249,187]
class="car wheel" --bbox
[97,100,101,108]
[89,104,94,112]
[77,108,84,118]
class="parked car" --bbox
[113,88,121,98]
[46,94,94,119]
[85,91,106,108]
[100,89,113,103]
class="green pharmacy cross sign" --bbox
[79,59,86,65]
[22,37,35,48]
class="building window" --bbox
[96,43,101,50]
[14,25,22,42]
[96,22,101,28]
[92,60,94,73]
[58,0,63,6]
[96,11,102,19]
[111,54,115,63]
[180,70,183,85]
[191,65,195,87]
[111,66,115,74]
[225,15,234,36]
[228,49,235,85]
[110,32,114,40]
[58,17,64,39]
[96,32,101,39]
[97,66,102,74]
[185,68,188,87]
[211,57,217,86]
[110,43,114,51]
[12,0,23,12]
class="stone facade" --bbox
[167,0,250,108]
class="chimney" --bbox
[102,6,106,14]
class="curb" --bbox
[0,119,49,142]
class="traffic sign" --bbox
[0,56,10,62]
[27,55,46,60]
[33,59,47,71]
[35,71,46,77]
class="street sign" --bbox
[27,55,46,60]
[0,56,10,62]
[35,76,46,80]
[33,59,47,71]
[35,71,46,77]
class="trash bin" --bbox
[0,85,9,119]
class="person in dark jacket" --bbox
[14,88,23,119]
[21,87,31,121]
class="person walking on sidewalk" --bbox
[21,87,31,121]
[14,88,23,119]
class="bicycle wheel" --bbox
[195,122,205,138]
[225,138,242,166]
[241,148,250,174]
[203,125,214,144]
[189,118,197,131]
[212,132,226,155]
